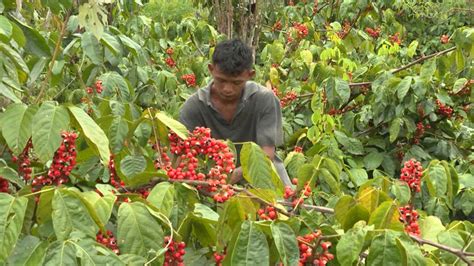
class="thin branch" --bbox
[278,200,334,214]
[35,10,72,104]
[410,234,474,266]
[391,46,457,74]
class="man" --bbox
[179,39,291,186]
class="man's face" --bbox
[209,64,255,103]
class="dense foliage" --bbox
[0,0,473,265]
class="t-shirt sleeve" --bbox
[256,93,284,147]
[179,97,202,132]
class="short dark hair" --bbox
[212,39,253,76]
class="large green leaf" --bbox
[319,168,341,195]
[51,188,98,241]
[240,142,284,195]
[7,235,48,266]
[81,32,103,65]
[368,201,403,230]
[108,115,128,154]
[117,202,164,257]
[119,155,146,178]
[395,234,426,266]
[389,118,402,143]
[68,106,110,165]
[325,77,350,107]
[366,231,403,266]
[155,112,189,140]
[334,131,364,155]
[356,187,392,213]
[0,81,21,103]
[1,104,36,154]
[335,195,370,230]
[227,221,269,266]
[44,240,76,266]
[0,15,12,41]
[99,71,133,102]
[32,102,70,162]
[271,222,299,266]
[437,231,465,263]
[396,76,412,100]
[0,194,28,261]
[0,42,30,74]
[336,223,368,265]
[425,163,448,197]
[81,191,115,227]
[147,182,175,217]
[10,17,51,57]
[100,32,122,56]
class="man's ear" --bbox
[248,69,256,79]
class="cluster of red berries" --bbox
[413,122,430,144]
[365,27,381,38]
[163,236,186,266]
[327,104,360,116]
[32,132,77,192]
[214,252,226,266]
[165,57,176,68]
[86,80,103,94]
[435,99,453,118]
[400,159,423,193]
[181,73,196,87]
[0,177,9,193]
[158,127,235,202]
[284,179,312,207]
[96,230,120,254]
[440,34,449,44]
[280,91,298,107]
[399,205,420,236]
[272,21,282,31]
[12,139,33,181]
[336,21,351,39]
[257,205,278,220]
[293,22,309,39]
[108,154,125,189]
[297,230,334,266]
[166,48,174,55]
[389,32,402,45]
[294,146,303,153]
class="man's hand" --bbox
[230,167,243,184]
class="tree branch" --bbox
[410,234,474,266]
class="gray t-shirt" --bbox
[179,81,291,186]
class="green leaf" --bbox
[0,166,23,187]
[395,234,425,266]
[147,182,175,217]
[0,194,28,261]
[155,112,189,140]
[271,222,299,266]
[100,32,122,56]
[108,115,128,154]
[425,164,447,197]
[68,106,110,165]
[0,15,12,41]
[7,235,48,266]
[117,202,164,257]
[319,168,341,195]
[80,191,115,227]
[81,32,103,65]
[99,71,133,102]
[390,181,411,205]
[437,231,464,263]
[366,231,403,266]
[32,102,70,162]
[194,203,219,222]
[389,118,402,143]
[240,142,284,195]
[452,78,467,94]
[336,224,368,265]
[228,221,269,266]
[368,201,403,230]
[419,216,445,251]
[396,76,412,100]
[334,131,364,155]
[52,189,98,241]
[326,78,350,107]
[357,187,392,213]
[406,40,418,58]
[284,152,306,178]
[420,59,437,80]
[120,155,146,178]
[44,240,76,266]
[0,42,30,74]
[300,50,313,65]
[335,195,370,230]
[348,168,368,187]
[10,17,51,57]
[1,104,36,154]
[0,82,21,103]
[364,151,384,171]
